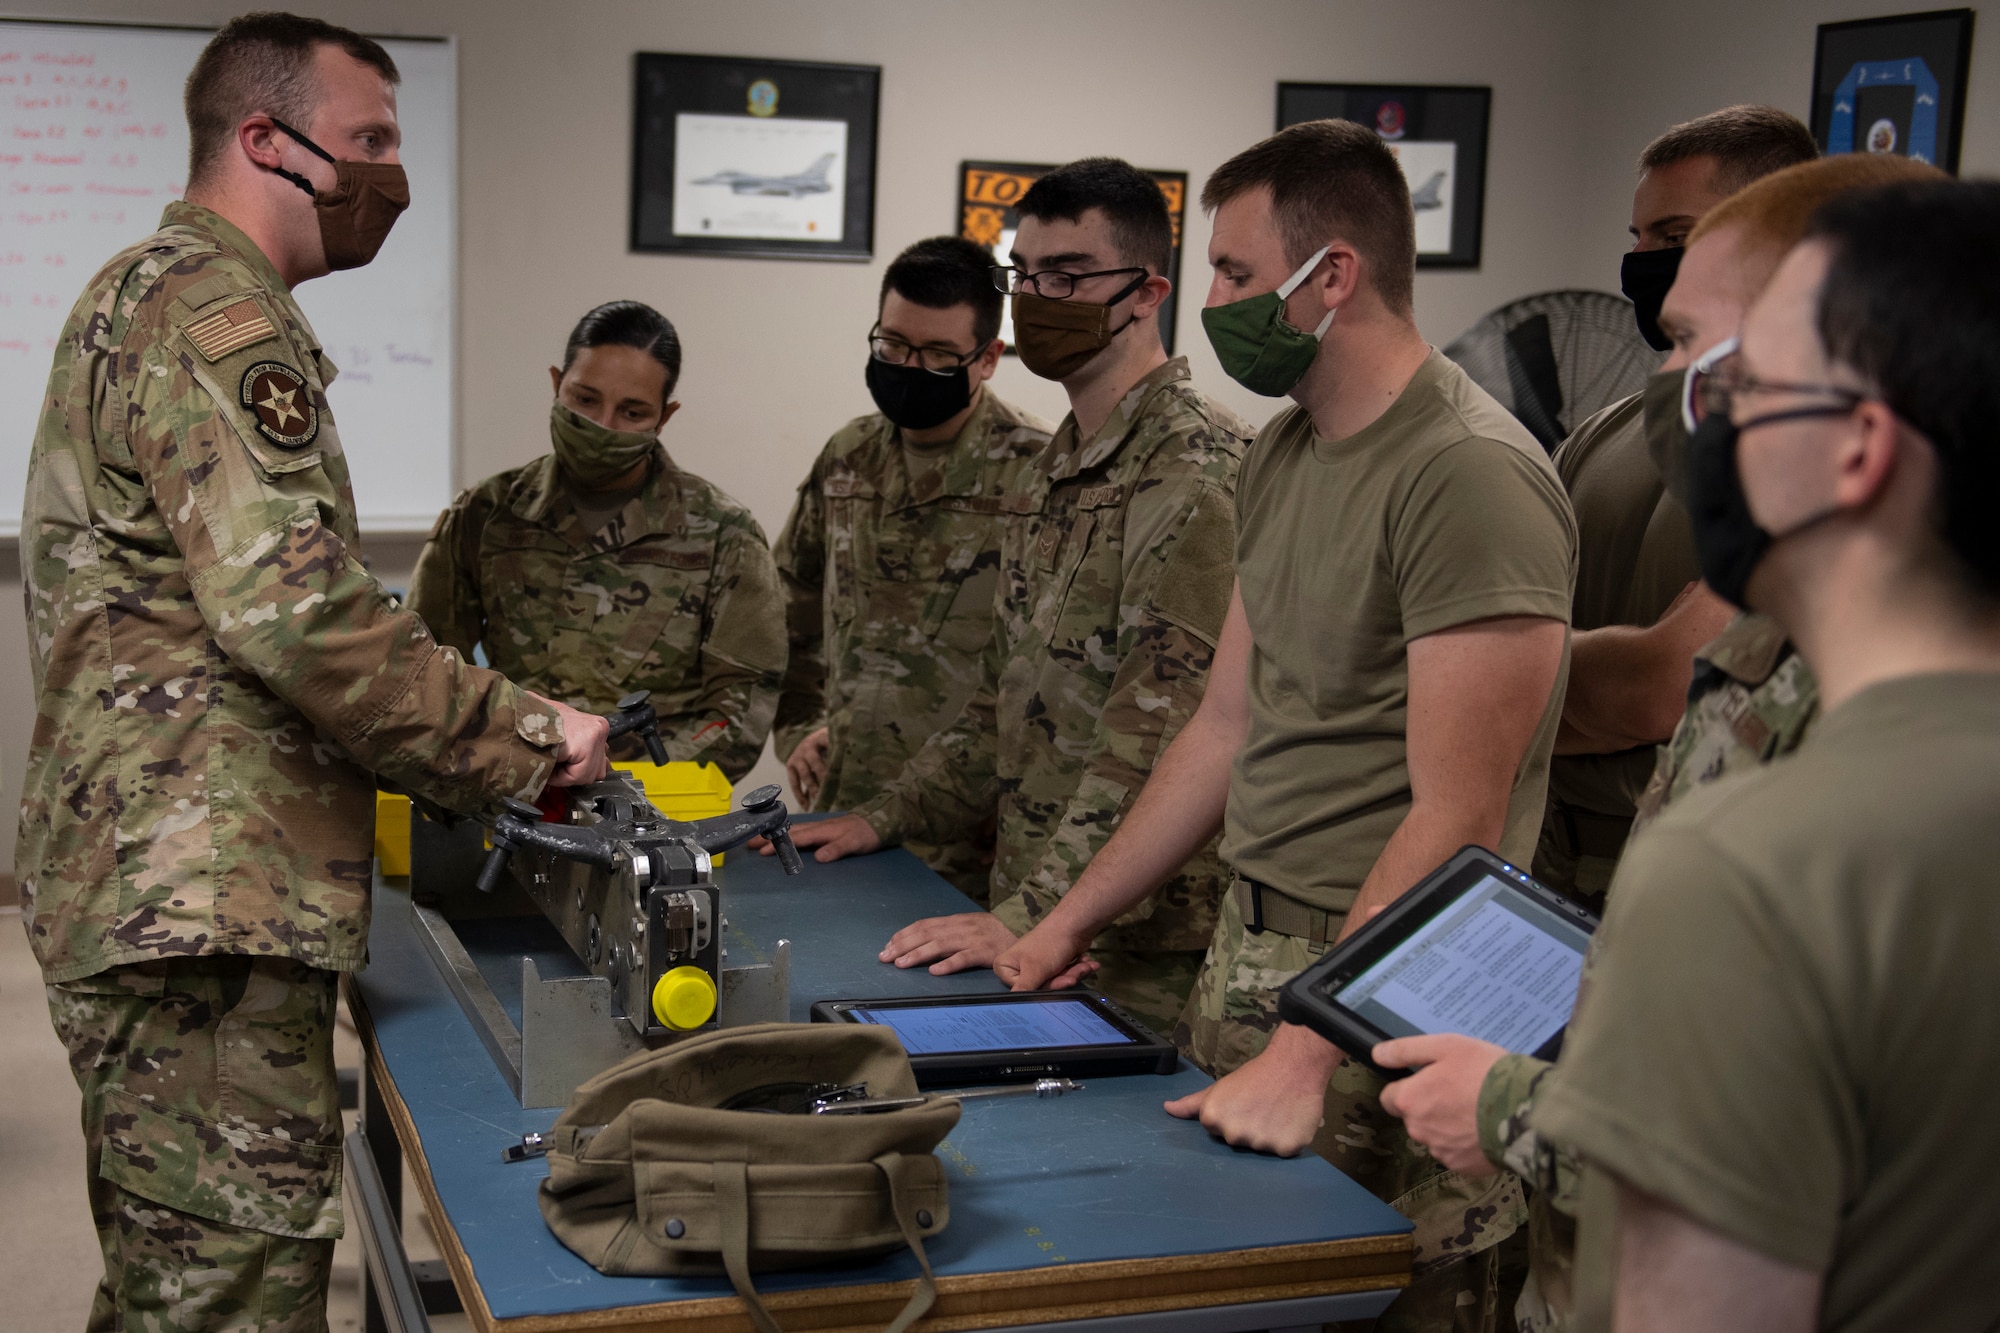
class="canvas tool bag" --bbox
[537,1021,959,1333]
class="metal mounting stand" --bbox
[410,902,789,1108]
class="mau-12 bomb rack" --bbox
[396,691,806,1108]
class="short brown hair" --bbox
[185,12,398,188]
[1638,105,1819,196]
[1688,153,1946,299]
[1202,119,1416,317]
[1017,158,1175,278]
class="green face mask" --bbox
[1639,366,1690,509]
[1200,245,1334,396]
[549,401,659,490]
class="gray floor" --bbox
[0,911,467,1332]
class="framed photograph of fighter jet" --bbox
[957,161,1189,354]
[1810,10,1974,173]
[631,52,880,260]
[1277,83,1490,269]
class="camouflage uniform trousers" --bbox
[1079,947,1205,1040]
[47,956,345,1333]
[1176,885,1528,1333]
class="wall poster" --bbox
[957,161,1188,354]
[1276,83,1491,269]
[1810,9,1975,172]
[632,52,879,260]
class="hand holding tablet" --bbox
[1277,847,1598,1077]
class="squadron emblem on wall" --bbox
[240,361,319,449]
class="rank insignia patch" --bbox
[186,298,278,361]
[240,362,319,448]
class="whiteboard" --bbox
[0,20,455,535]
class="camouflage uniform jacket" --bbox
[855,358,1249,950]
[406,448,787,781]
[1631,610,1818,832]
[770,390,1052,814]
[1475,612,1821,1329]
[18,202,565,985]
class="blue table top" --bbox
[354,843,1411,1323]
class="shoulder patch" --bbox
[186,298,278,361]
[240,361,319,449]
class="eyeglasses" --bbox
[990,265,1147,300]
[1682,336,1867,431]
[868,324,983,376]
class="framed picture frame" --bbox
[958,160,1189,354]
[1810,9,1975,173]
[1277,82,1490,269]
[631,52,880,260]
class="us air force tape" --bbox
[240,361,319,449]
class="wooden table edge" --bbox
[347,980,1412,1333]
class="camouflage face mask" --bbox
[549,401,659,490]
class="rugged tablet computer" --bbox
[811,990,1177,1086]
[1277,846,1599,1076]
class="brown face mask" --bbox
[270,118,411,271]
[1010,275,1146,381]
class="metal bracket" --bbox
[411,900,792,1108]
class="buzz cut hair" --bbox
[1807,179,2000,600]
[880,236,1006,348]
[1016,158,1175,278]
[185,12,399,189]
[1201,118,1416,317]
[1638,105,1820,197]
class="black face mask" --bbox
[1686,406,1853,610]
[1621,247,1683,352]
[1685,412,1769,609]
[865,357,973,432]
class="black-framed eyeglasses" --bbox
[990,264,1147,300]
[1682,336,1868,430]
[867,324,983,376]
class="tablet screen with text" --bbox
[1333,872,1590,1053]
[848,998,1135,1055]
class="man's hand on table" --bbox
[756,811,881,862]
[1164,1022,1343,1157]
[880,912,1020,974]
[994,920,1100,990]
[1373,1034,1507,1176]
[542,698,611,786]
[786,727,830,806]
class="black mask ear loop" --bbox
[1101,270,1151,341]
[265,117,337,198]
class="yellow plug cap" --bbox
[652,966,718,1031]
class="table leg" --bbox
[362,1035,405,1333]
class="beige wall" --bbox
[2,0,1993,878]
[1565,0,2000,295]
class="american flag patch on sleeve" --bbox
[184,298,278,361]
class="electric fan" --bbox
[1441,290,1659,453]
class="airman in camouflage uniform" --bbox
[854,359,1249,1032]
[22,193,576,1331]
[1630,611,1818,831]
[1472,611,1820,1330]
[408,447,787,780]
[772,391,1052,895]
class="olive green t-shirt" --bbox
[1537,672,2000,1331]
[1546,390,1701,818]
[1223,350,1577,912]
